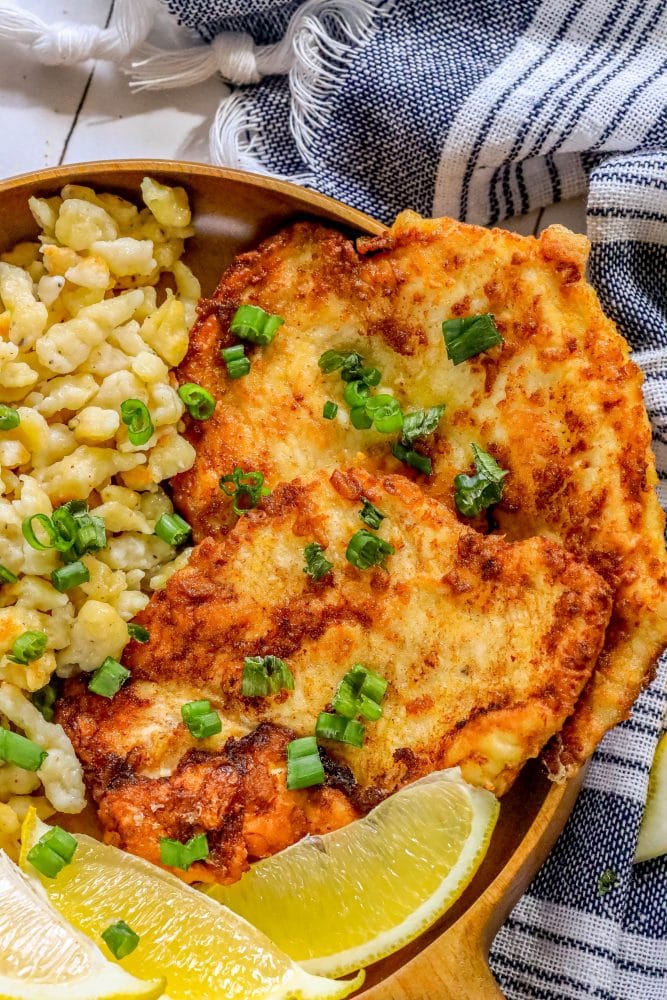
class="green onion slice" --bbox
[8,630,47,664]
[221,344,251,380]
[154,512,192,546]
[88,657,130,699]
[177,382,215,421]
[286,736,325,790]
[128,623,149,643]
[345,529,394,570]
[322,401,338,420]
[51,560,90,593]
[350,406,372,430]
[0,564,18,584]
[242,655,294,697]
[359,497,386,530]
[391,441,432,475]
[120,398,154,446]
[454,443,509,517]
[343,380,370,408]
[303,542,333,581]
[315,712,365,748]
[27,825,76,878]
[230,304,284,345]
[401,405,445,446]
[0,728,48,772]
[159,833,209,870]
[332,664,388,721]
[221,344,245,362]
[219,468,270,516]
[0,404,20,430]
[443,313,503,365]
[31,682,58,723]
[364,394,403,434]
[22,513,58,551]
[101,920,140,960]
[181,699,222,739]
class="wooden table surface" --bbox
[0,0,588,236]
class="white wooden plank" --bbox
[0,0,112,179]
[65,6,227,165]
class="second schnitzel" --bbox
[58,469,611,884]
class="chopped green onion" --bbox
[454,443,508,517]
[154,512,192,546]
[315,712,365,748]
[50,506,78,553]
[350,406,372,430]
[230,304,284,345]
[219,468,270,516]
[391,441,432,475]
[8,630,47,665]
[120,398,153,446]
[22,513,58,551]
[443,313,503,365]
[0,564,18,584]
[178,382,216,421]
[181,699,222,739]
[221,344,251,380]
[128,623,149,643]
[364,394,403,434]
[332,664,388,721]
[0,404,20,430]
[55,501,106,559]
[359,497,386,530]
[101,920,140,959]
[322,401,338,420]
[401,405,445,446]
[303,542,333,581]
[340,353,366,382]
[345,529,394,570]
[221,344,245,362]
[27,825,76,878]
[242,656,294,697]
[318,349,347,374]
[343,380,370,408]
[88,657,130,699]
[286,736,325,790]
[31,682,57,723]
[597,868,618,897]
[160,833,209,870]
[0,728,48,772]
[360,366,382,386]
[51,560,90,593]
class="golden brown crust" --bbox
[173,213,667,774]
[59,468,612,882]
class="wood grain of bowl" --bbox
[0,160,587,1000]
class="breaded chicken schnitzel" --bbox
[58,469,612,884]
[172,213,667,776]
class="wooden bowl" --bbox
[0,161,586,1000]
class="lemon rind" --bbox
[635,732,667,863]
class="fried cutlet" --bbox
[172,213,667,776]
[58,469,611,884]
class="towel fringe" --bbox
[0,0,159,66]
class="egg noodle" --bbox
[0,178,199,853]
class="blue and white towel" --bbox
[2,1,665,996]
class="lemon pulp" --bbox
[209,768,499,978]
[636,732,667,863]
[20,811,362,1000]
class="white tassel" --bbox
[133,0,393,174]
[0,0,159,66]
[209,91,314,183]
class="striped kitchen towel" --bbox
[2,0,665,996]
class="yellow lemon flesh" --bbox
[20,810,362,1000]
[209,768,499,978]
[636,732,667,863]
[0,847,163,1000]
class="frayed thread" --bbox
[0,0,159,65]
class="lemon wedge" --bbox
[20,810,362,1000]
[209,768,499,978]
[636,731,667,863]
[0,847,164,1000]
